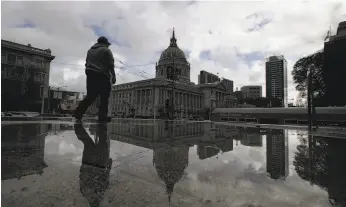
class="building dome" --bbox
[159,30,187,63]
[156,28,191,83]
[159,47,186,62]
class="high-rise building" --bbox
[221,78,234,94]
[323,21,346,106]
[241,85,262,99]
[265,55,288,107]
[198,70,220,84]
[1,40,55,112]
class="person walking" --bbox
[74,36,116,122]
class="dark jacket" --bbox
[85,43,115,79]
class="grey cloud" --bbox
[2,1,345,94]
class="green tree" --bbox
[292,50,326,106]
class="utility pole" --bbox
[167,60,180,120]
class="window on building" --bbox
[42,74,46,83]
[17,56,24,65]
[36,59,43,68]
[7,54,16,64]
[160,69,163,75]
[2,53,7,62]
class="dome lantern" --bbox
[170,28,177,47]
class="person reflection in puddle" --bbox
[74,123,112,207]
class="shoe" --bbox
[98,116,112,122]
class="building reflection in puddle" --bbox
[266,129,289,180]
[1,120,346,206]
[1,123,49,180]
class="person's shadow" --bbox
[74,123,112,207]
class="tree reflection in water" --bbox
[293,130,346,206]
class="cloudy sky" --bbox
[2,1,345,102]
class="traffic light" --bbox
[165,99,170,108]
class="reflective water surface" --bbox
[2,120,346,207]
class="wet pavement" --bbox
[1,119,346,207]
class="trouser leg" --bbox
[98,82,111,118]
[75,74,99,118]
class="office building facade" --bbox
[198,70,220,84]
[241,85,262,99]
[220,78,234,94]
[265,55,288,107]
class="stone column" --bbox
[196,95,198,109]
[164,89,167,100]
[194,95,197,111]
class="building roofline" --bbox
[1,39,55,60]
[266,55,286,62]
[325,35,346,43]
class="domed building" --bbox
[110,29,229,118]
[155,29,191,83]
[153,146,189,204]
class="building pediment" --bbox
[215,82,227,91]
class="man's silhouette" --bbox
[74,36,116,122]
[74,123,112,207]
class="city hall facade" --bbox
[109,30,229,118]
